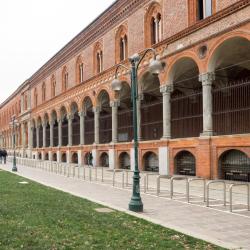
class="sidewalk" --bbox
[1,163,250,249]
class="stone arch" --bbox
[139,68,162,141]
[144,1,162,47]
[37,116,43,148]
[60,106,69,146]
[97,90,112,144]
[31,118,37,148]
[83,97,94,145]
[174,150,196,176]
[71,152,78,164]
[61,153,67,163]
[38,152,42,160]
[219,149,250,182]
[51,110,58,147]
[143,151,159,172]
[117,81,133,142]
[168,56,202,138]
[70,102,80,145]
[99,152,109,167]
[43,113,50,148]
[207,36,250,135]
[52,153,57,162]
[119,152,130,169]
[207,34,250,72]
[45,152,49,161]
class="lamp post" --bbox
[10,116,19,172]
[112,48,163,212]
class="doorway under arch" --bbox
[175,151,196,176]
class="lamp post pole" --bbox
[129,55,143,212]
[11,117,17,172]
[112,48,163,212]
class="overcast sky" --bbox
[0,0,114,104]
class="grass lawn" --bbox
[0,170,225,250]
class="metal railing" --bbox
[206,180,226,207]
[156,175,172,196]
[170,176,188,199]
[229,183,250,212]
[187,177,206,203]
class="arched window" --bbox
[24,95,28,110]
[42,82,46,102]
[151,13,161,45]
[97,51,103,73]
[116,25,128,63]
[93,42,103,74]
[144,3,162,47]
[34,88,38,107]
[51,75,56,98]
[62,66,68,92]
[76,56,84,84]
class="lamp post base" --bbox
[12,166,17,172]
[129,197,143,212]
[12,157,17,172]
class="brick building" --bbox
[0,0,250,181]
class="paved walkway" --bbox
[1,163,250,249]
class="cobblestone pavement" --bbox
[1,162,250,249]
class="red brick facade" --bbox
[1,0,250,180]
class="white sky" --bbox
[0,0,115,104]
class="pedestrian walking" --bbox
[2,149,7,164]
[0,149,3,164]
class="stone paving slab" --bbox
[1,163,250,249]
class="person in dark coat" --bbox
[2,150,7,164]
[0,149,3,164]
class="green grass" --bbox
[0,170,225,250]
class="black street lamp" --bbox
[10,116,19,172]
[112,48,163,212]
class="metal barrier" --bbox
[112,169,123,187]
[142,172,158,192]
[170,176,188,199]
[229,183,250,212]
[156,175,172,196]
[187,178,206,203]
[206,180,226,207]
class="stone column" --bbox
[93,106,100,144]
[137,94,143,141]
[28,120,32,150]
[68,114,73,146]
[110,100,119,143]
[199,72,215,136]
[50,120,54,147]
[21,123,25,149]
[42,122,46,148]
[58,119,62,147]
[36,125,40,148]
[160,84,173,139]
[79,111,85,145]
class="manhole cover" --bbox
[18,181,29,184]
[95,208,114,213]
